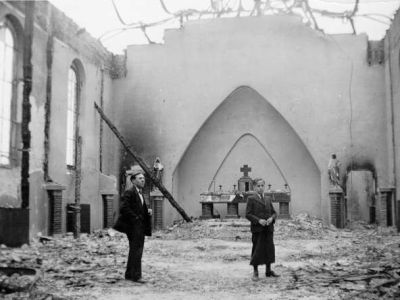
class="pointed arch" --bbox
[173,85,319,176]
[173,85,321,217]
[0,14,23,166]
[66,59,85,168]
[207,132,289,191]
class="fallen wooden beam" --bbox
[94,102,192,222]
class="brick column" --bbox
[100,190,117,229]
[279,202,290,218]
[150,188,164,230]
[152,196,164,230]
[201,203,214,219]
[377,188,395,227]
[103,195,114,228]
[226,203,239,218]
[44,183,66,235]
[268,192,291,219]
[329,188,345,228]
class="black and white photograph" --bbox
[0,0,400,299]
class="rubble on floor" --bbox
[0,214,398,299]
[159,213,329,240]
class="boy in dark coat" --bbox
[114,166,152,283]
[246,178,279,280]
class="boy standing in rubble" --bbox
[246,178,279,281]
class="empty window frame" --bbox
[0,21,17,166]
[66,65,79,168]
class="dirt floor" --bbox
[1,214,400,299]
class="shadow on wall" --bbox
[343,159,377,189]
[173,86,321,218]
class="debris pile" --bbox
[158,219,251,240]
[287,254,400,299]
[159,213,329,240]
[0,216,399,299]
[0,267,39,294]
[275,213,327,239]
[0,229,128,299]
[285,227,400,299]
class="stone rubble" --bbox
[0,215,399,299]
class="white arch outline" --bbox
[207,132,289,191]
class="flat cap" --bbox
[126,165,144,177]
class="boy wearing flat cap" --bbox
[114,165,152,283]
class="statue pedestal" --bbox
[267,191,291,219]
[100,189,117,229]
[150,188,164,230]
[279,202,290,218]
[377,187,395,227]
[329,187,345,228]
[44,183,66,235]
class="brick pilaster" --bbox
[102,194,114,228]
[329,188,345,228]
[279,202,290,218]
[44,183,66,235]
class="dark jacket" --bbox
[113,187,152,236]
[246,192,277,233]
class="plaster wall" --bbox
[48,39,117,233]
[114,16,387,224]
[0,2,120,238]
[29,19,48,236]
[102,75,122,224]
[174,87,321,219]
[385,10,400,230]
[0,3,49,236]
[0,4,24,207]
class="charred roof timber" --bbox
[5,1,114,69]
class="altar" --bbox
[199,192,239,219]
[199,165,291,219]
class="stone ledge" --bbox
[43,183,66,191]
[100,189,118,195]
[378,187,395,193]
[329,186,344,194]
[150,188,164,197]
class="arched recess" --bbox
[173,86,321,218]
[0,14,23,166]
[70,58,86,99]
[66,59,85,168]
[3,14,23,49]
[207,133,289,191]
[69,58,85,128]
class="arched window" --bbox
[66,65,79,167]
[0,21,17,166]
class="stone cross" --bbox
[240,164,252,177]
